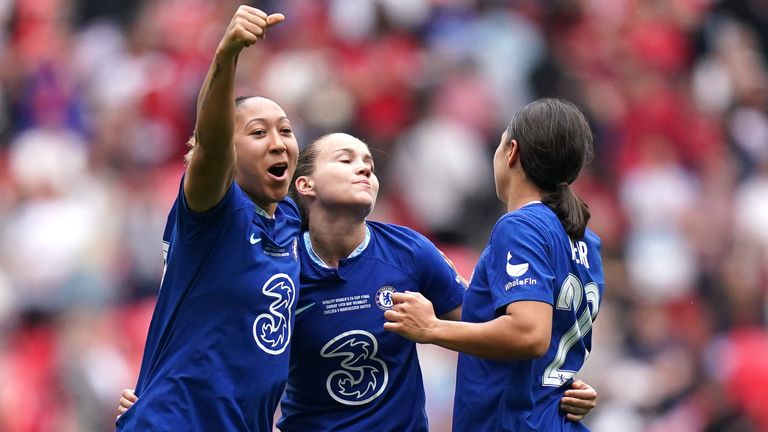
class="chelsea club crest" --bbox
[375,286,397,310]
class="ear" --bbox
[506,139,520,168]
[294,176,315,197]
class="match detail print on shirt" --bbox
[321,294,372,315]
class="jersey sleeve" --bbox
[174,174,242,240]
[415,238,466,317]
[487,214,556,312]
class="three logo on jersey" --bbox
[249,232,299,354]
[321,330,389,405]
[253,273,296,355]
[318,288,397,405]
[504,251,537,290]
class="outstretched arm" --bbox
[183,6,284,212]
[384,293,597,421]
[384,292,551,361]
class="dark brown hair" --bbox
[288,135,325,231]
[506,98,593,239]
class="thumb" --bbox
[266,13,285,26]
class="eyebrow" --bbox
[244,116,290,128]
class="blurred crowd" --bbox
[0,0,766,430]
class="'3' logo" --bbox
[253,273,296,355]
[321,330,389,405]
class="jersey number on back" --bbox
[320,330,389,405]
[542,274,600,387]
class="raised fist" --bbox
[217,5,284,56]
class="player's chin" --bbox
[273,188,291,203]
[365,195,377,211]
[263,182,290,203]
[272,175,293,192]
[346,191,375,207]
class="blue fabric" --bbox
[278,221,465,432]
[303,225,371,267]
[116,178,301,431]
[453,203,604,432]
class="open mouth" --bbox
[267,162,288,178]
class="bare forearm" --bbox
[195,50,239,157]
[182,7,283,212]
[438,305,462,321]
[427,315,548,361]
[385,294,552,361]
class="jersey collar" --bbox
[520,200,542,208]
[254,205,273,219]
[303,224,371,269]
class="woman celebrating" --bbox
[276,132,465,431]
[116,6,301,431]
[385,98,604,431]
[120,131,599,430]
[277,132,598,431]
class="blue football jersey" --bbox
[116,179,301,431]
[277,221,465,432]
[453,203,604,432]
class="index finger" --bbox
[560,396,595,409]
[564,386,596,399]
[404,290,428,301]
[122,388,138,402]
[390,292,417,303]
[238,5,268,19]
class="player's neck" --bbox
[307,210,367,268]
[250,197,277,218]
[504,177,542,213]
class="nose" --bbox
[356,162,371,178]
[268,129,287,154]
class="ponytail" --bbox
[507,98,594,239]
[541,183,590,239]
